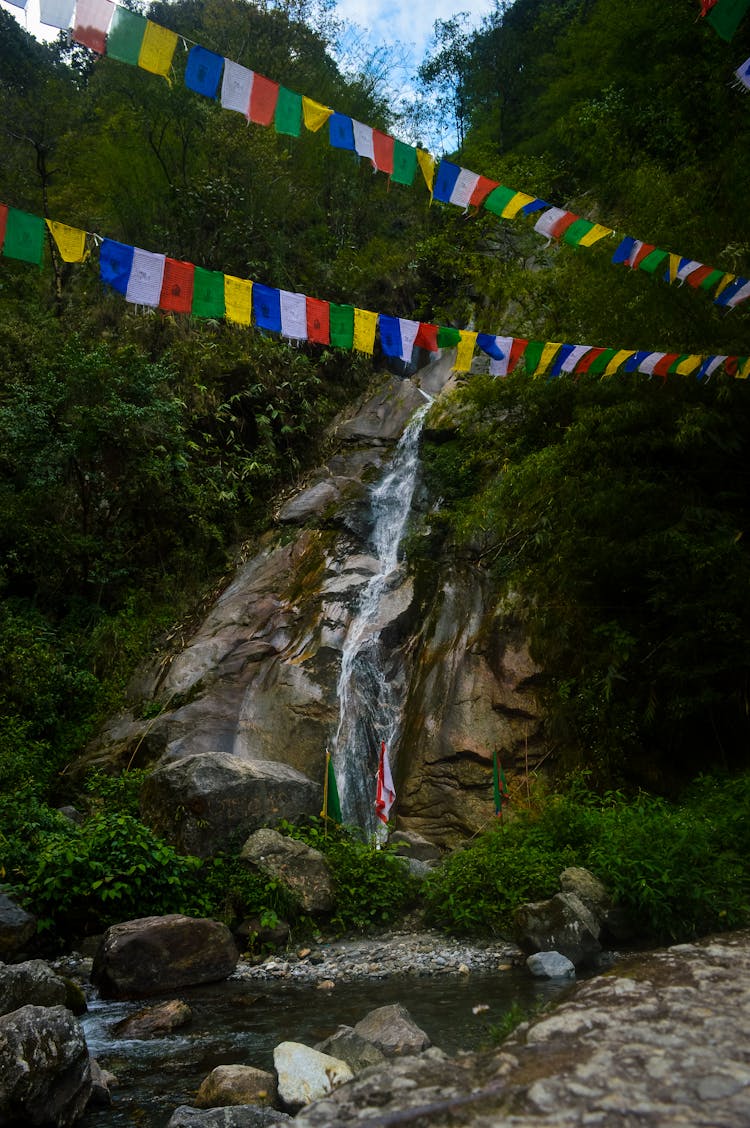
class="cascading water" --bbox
[331,398,431,837]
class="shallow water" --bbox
[79,968,572,1127]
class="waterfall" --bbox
[331,399,431,836]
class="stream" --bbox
[78,965,571,1126]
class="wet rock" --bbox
[91,915,238,999]
[88,1057,117,1107]
[526,951,576,979]
[0,959,70,1015]
[240,829,334,914]
[352,1003,431,1057]
[140,753,321,857]
[273,1041,353,1110]
[278,479,362,525]
[514,892,602,967]
[0,1004,91,1126]
[195,1064,277,1108]
[167,1108,292,1127]
[314,1025,387,1073]
[112,998,192,1038]
[0,893,36,959]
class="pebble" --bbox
[231,929,522,985]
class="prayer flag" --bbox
[249,74,279,126]
[275,87,302,137]
[185,46,224,99]
[353,121,375,163]
[477,333,506,361]
[99,238,134,294]
[612,236,637,265]
[550,344,577,377]
[486,336,514,376]
[498,191,535,219]
[638,249,669,275]
[701,269,725,292]
[483,186,517,217]
[375,740,395,825]
[561,344,593,374]
[604,349,635,376]
[684,265,715,289]
[3,209,45,265]
[125,247,166,307]
[417,149,436,195]
[536,342,563,376]
[469,176,498,208]
[675,354,703,376]
[192,267,225,318]
[73,0,114,54]
[253,283,281,332]
[433,161,482,208]
[534,208,577,241]
[676,259,703,283]
[372,131,395,175]
[523,341,544,376]
[353,308,377,354]
[279,290,308,340]
[379,315,403,359]
[106,7,146,65]
[504,338,529,375]
[716,277,750,307]
[735,56,750,90]
[522,198,548,214]
[493,750,509,817]
[39,0,75,28]
[696,356,726,381]
[45,219,87,263]
[576,347,606,374]
[437,326,461,348]
[160,258,195,314]
[454,330,478,371]
[638,352,667,375]
[302,97,332,132]
[414,323,438,352]
[221,60,253,115]
[138,21,177,79]
[329,303,354,348]
[629,242,656,269]
[398,318,420,361]
[624,351,652,373]
[653,354,680,377]
[306,297,330,344]
[715,273,737,300]
[224,274,252,326]
[321,750,342,824]
[576,223,613,247]
[706,0,750,39]
[665,254,682,284]
[0,205,7,253]
[391,140,417,186]
[329,113,355,151]
[726,280,750,308]
[588,348,618,375]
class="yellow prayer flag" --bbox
[302,97,332,132]
[675,354,702,377]
[138,21,178,80]
[577,223,614,247]
[715,273,737,300]
[738,358,750,381]
[45,219,88,263]
[453,330,477,372]
[353,308,377,354]
[501,192,535,219]
[417,149,436,195]
[224,275,252,327]
[535,342,562,376]
[604,349,635,376]
[667,253,682,284]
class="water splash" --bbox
[331,400,431,836]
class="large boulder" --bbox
[239,829,334,914]
[514,892,602,968]
[195,1065,277,1109]
[0,960,71,1016]
[314,1026,387,1073]
[140,753,321,856]
[388,830,441,863]
[167,1109,292,1127]
[273,1041,353,1110]
[112,999,192,1039]
[0,894,36,959]
[351,1003,431,1058]
[91,915,238,999]
[0,1004,92,1126]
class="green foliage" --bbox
[197,853,302,933]
[280,818,420,931]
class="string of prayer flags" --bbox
[185,46,224,99]
[353,308,378,354]
[432,160,500,210]
[302,97,332,132]
[306,297,330,344]
[279,290,308,340]
[46,219,88,263]
[329,113,355,152]
[224,274,252,326]
[160,258,195,314]
[705,0,750,39]
[39,0,75,28]
[72,0,113,54]
[1,208,46,265]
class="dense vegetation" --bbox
[2,0,750,947]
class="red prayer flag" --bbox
[249,74,279,126]
[375,740,395,825]
[72,0,114,54]
[653,353,680,377]
[414,322,439,352]
[685,265,715,289]
[0,204,7,253]
[631,243,656,269]
[372,130,395,175]
[726,357,739,376]
[575,347,606,374]
[700,0,719,13]
[469,175,499,208]
[306,297,330,344]
[507,338,529,373]
[549,211,578,239]
[159,258,195,313]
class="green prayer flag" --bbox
[669,354,690,375]
[275,86,302,137]
[483,185,517,217]
[706,0,750,40]
[329,302,354,348]
[701,268,725,292]
[3,208,45,265]
[493,750,509,817]
[523,340,544,376]
[106,7,147,65]
[191,267,225,318]
[322,753,342,823]
[390,140,417,186]
[588,347,617,375]
[561,218,595,246]
[638,249,669,275]
[437,326,462,348]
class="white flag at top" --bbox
[375,740,395,825]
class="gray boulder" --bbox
[140,752,321,856]
[559,867,611,916]
[314,1025,387,1073]
[0,960,70,1016]
[240,829,334,914]
[514,892,602,968]
[526,951,576,979]
[388,830,441,863]
[0,894,36,959]
[352,1003,431,1057]
[167,1108,292,1127]
[0,1004,92,1126]
[91,915,238,999]
[112,998,192,1039]
[273,1041,353,1110]
[88,1058,117,1108]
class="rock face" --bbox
[0,1004,92,1127]
[0,894,36,959]
[91,915,238,998]
[85,361,546,848]
[239,829,334,914]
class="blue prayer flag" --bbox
[329,112,355,151]
[550,344,576,378]
[185,45,224,98]
[100,239,134,295]
[253,283,281,332]
[432,160,462,204]
[476,333,505,361]
[612,237,637,265]
[378,315,402,358]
